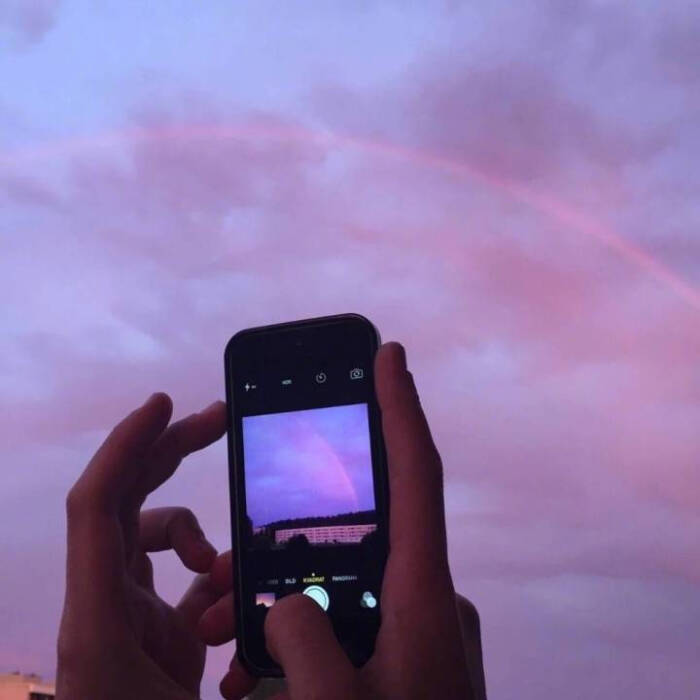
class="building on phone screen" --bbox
[275,523,376,544]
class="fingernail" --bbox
[202,399,223,412]
[394,342,407,371]
[143,392,160,406]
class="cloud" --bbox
[2,2,699,697]
[652,5,700,84]
[0,0,59,46]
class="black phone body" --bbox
[224,313,389,677]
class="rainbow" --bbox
[3,122,698,310]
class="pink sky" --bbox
[1,2,699,698]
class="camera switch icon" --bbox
[360,591,377,609]
[350,367,364,380]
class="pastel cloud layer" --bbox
[1,2,699,698]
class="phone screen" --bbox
[225,314,388,675]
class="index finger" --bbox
[132,400,227,505]
[64,393,173,632]
[69,392,173,515]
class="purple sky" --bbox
[243,404,375,527]
[1,2,699,698]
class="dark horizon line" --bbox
[254,509,377,531]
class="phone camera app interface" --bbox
[242,403,381,619]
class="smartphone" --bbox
[224,313,389,676]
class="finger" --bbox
[209,549,233,594]
[219,655,258,700]
[457,594,487,700]
[197,591,234,645]
[139,507,217,573]
[194,551,235,644]
[457,594,481,642]
[130,551,155,592]
[176,572,220,630]
[374,342,450,576]
[133,400,227,504]
[70,392,173,515]
[63,393,173,627]
[264,594,358,699]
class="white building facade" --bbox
[275,523,376,545]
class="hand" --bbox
[56,394,229,700]
[198,342,486,699]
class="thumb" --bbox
[264,594,359,700]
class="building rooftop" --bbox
[0,671,55,695]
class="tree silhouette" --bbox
[285,533,311,553]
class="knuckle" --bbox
[178,505,197,521]
[457,595,481,631]
[132,550,153,576]
[66,479,109,521]
[164,507,203,546]
[165,419,188,456]
[65,481,87,519]
[172,506,199,531]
